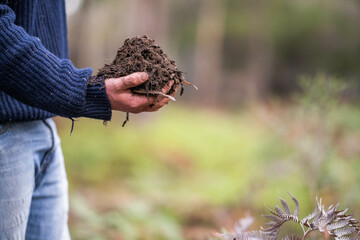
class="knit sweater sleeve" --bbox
[0,4,112,121]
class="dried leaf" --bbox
[335,237,358,240]
[334,227,356,238]
[280,198,291,215]
[281,235,302,240]
[216,230,274,240]
[275,206,284,215]
[263,215,282,223]
[288,193,299,217]
[327,221,351,231]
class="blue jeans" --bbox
[0,119,70,240]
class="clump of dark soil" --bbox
[97,35,195,126]
[97,35,186,100]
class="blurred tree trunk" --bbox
[69,0,171,70]
[69,0,118,70]
[123,0,170,48]
[243,38,273,101]
[193,0,227,106]
[68,0,90,67]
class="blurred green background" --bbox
[59,0,360,239]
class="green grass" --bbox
[59,107,290,205]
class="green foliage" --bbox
[296,73,347,112]
[70,194,183,240]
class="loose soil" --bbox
[97,35,185,99]
[97,35,187,126]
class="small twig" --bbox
[299,222,306,235]
[302,229,314,240]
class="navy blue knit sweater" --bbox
[0,0,112,122]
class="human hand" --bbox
[105,72,176,114]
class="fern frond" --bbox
[302,204,319,224]
[280,198,291,215]
[275,206,284,215]
[288,193,299,217]
[261,222,283,233]
[281,235,302,240]
[335,237,358,240]
[337,209,349,216]
[217,194,360,240]
[333,227,356,238]
[265,206,282,219]
[311,210,323,230]
[216,230,275,240]
[318,213,337,231]
[265,207,300,223]
[329,204,340,215]
[261,197,304,239]
[262,213,301,237]
[327,220,351,231]
[263,215,283,223]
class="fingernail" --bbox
[140,73,148,81]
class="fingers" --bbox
[161,80,174,94]
[106,74,179,114]
[143,81,178,112]
[131,93,155,106]
[115,72,148,90]
[143,95,172,112]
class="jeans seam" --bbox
[40,120,55,171]
[0,122,13,135]
[35,120,55,187]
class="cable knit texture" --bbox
[0,1,112,122]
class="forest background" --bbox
[58,0,360,239]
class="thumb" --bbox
[119,72,148,89]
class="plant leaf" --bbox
[288,193,299,217]
[275,206,284,215]
[280,198,291,215]
[216,230,275,240]
[334,227,356,238]
[327,220,351,231]
[335,237,358,240]
[302,204,319,224]
[263,215,282,223]
[281,235,302,240]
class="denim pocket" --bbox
[0,122,13,135]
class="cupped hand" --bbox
[105,72,175,114]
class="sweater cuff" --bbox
[80,77,112,121]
